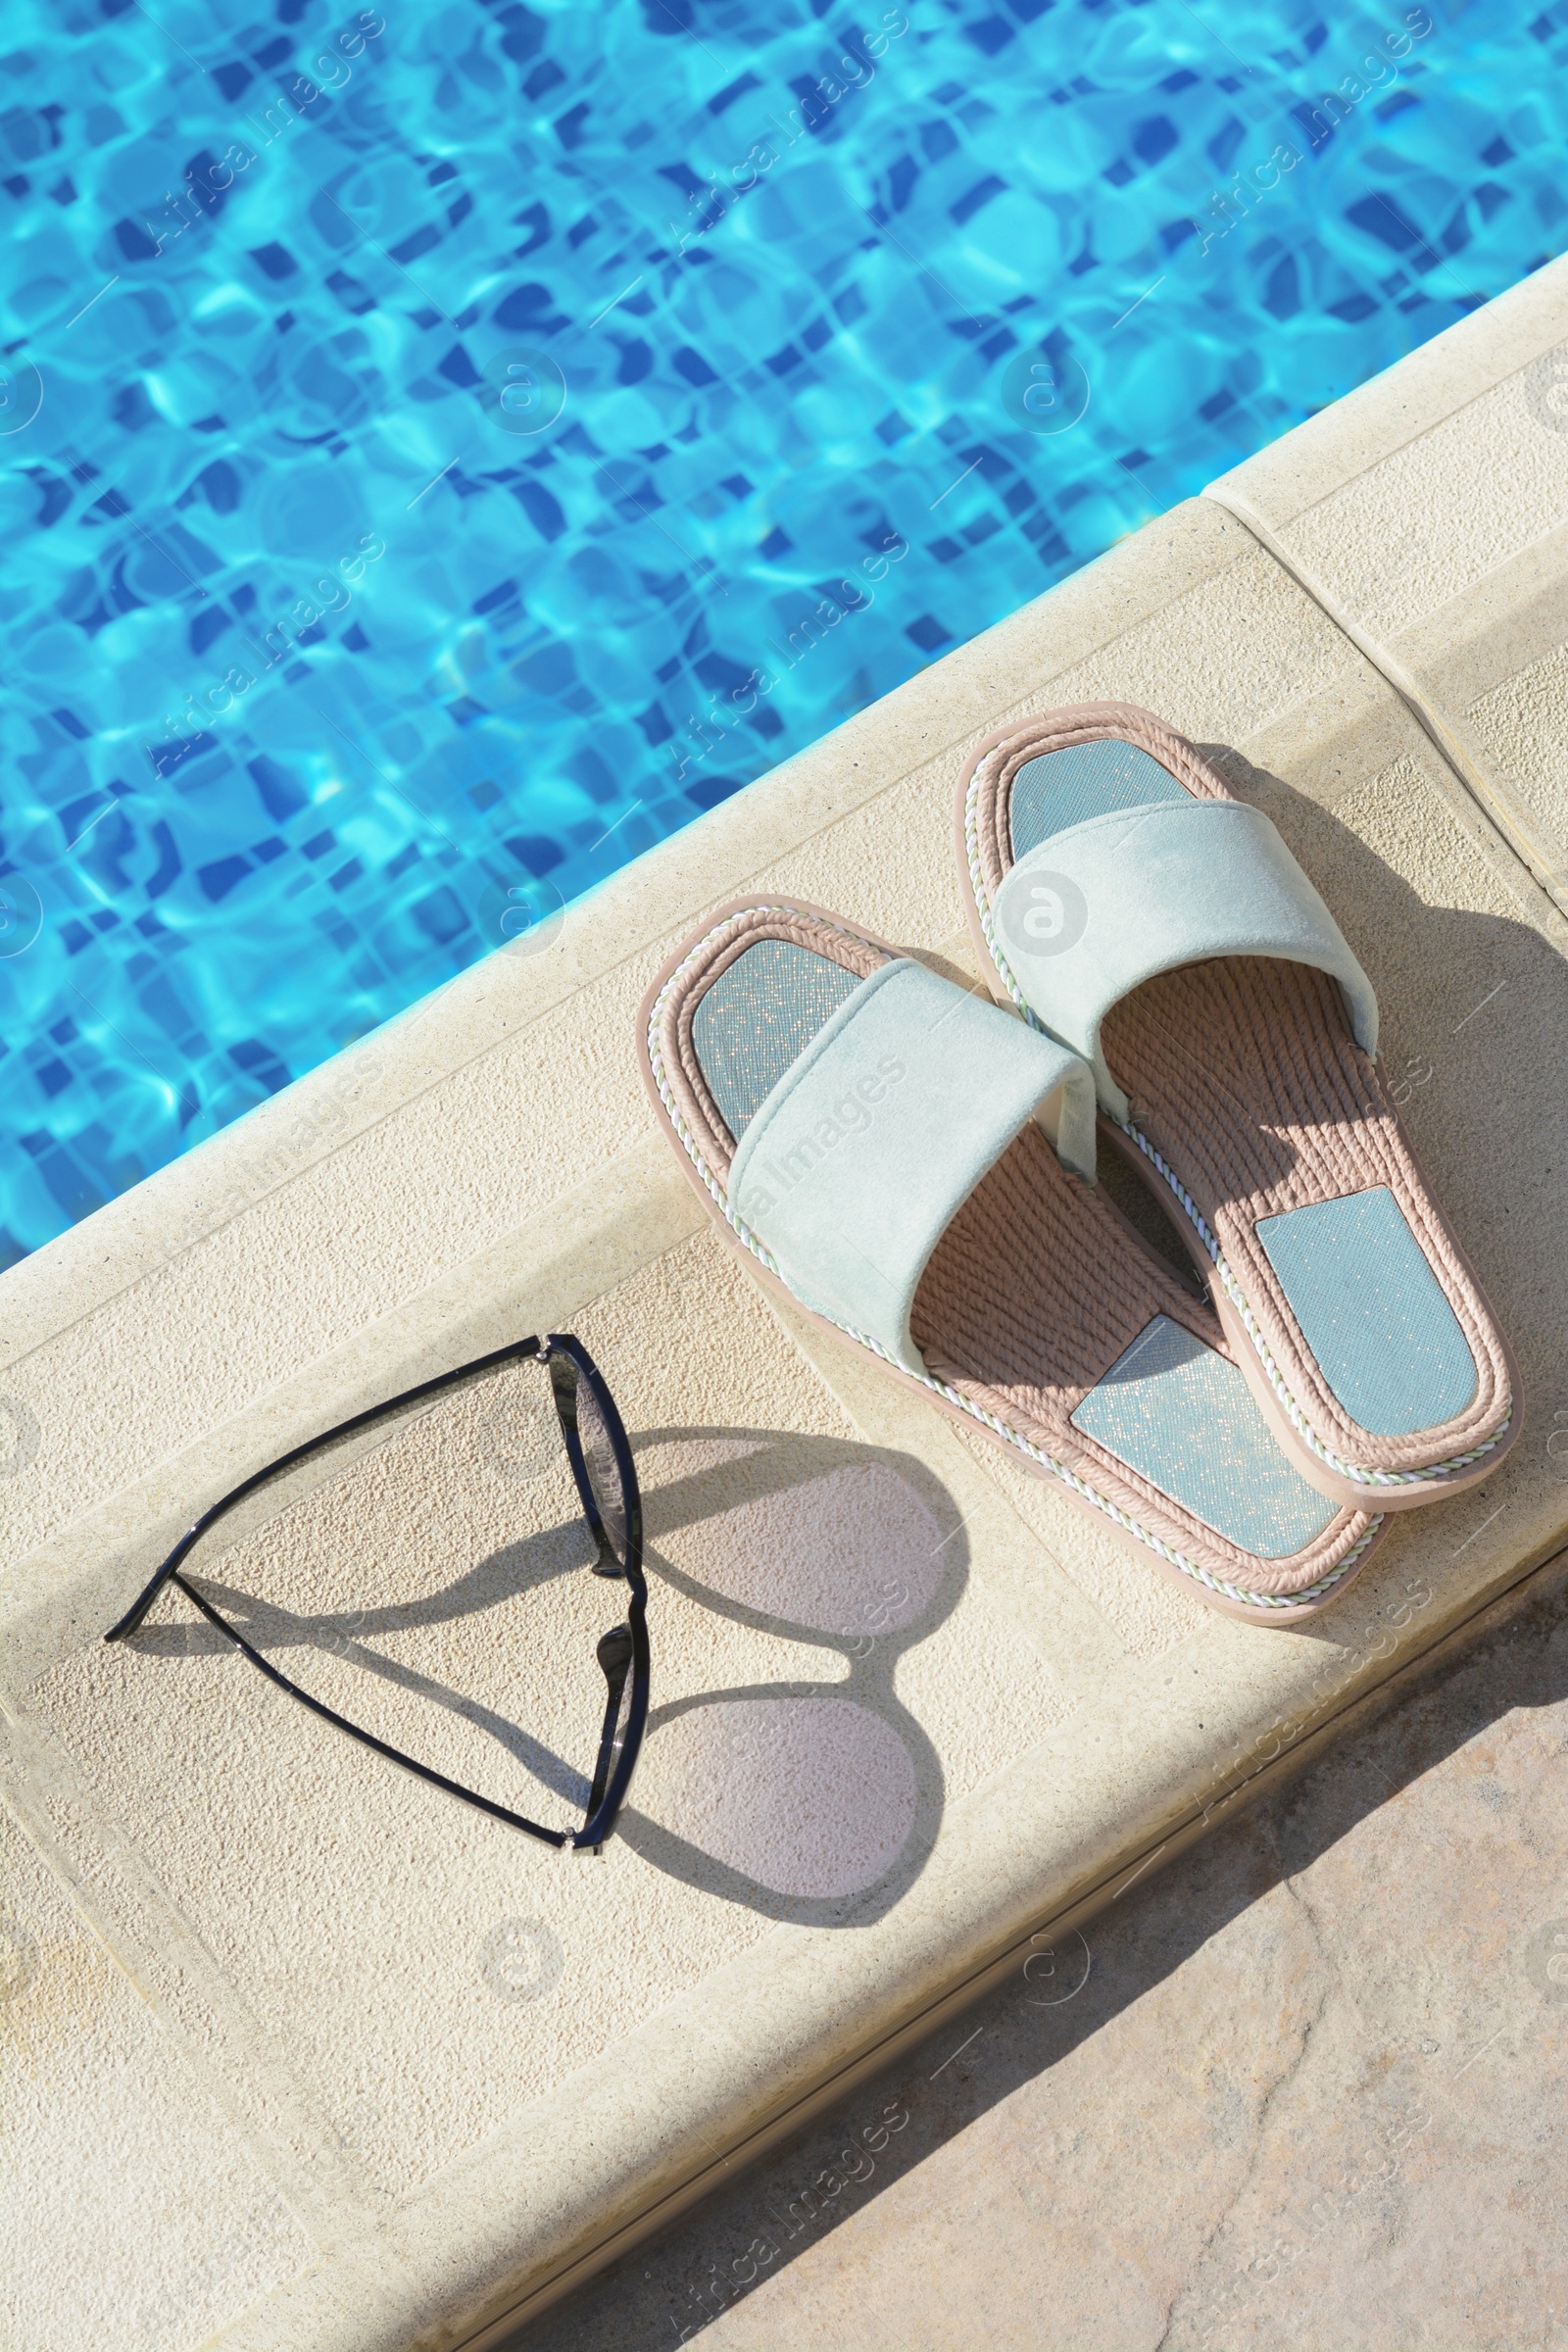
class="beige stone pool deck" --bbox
[514,1545,1568,2352]
[6,255,1568,2352]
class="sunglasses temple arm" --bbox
[104,1558,181,1642]
[105,1335,547,1645]
[105,1513,216,1642]
[166,1571,573,1851]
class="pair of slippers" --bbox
[637,703,1517,1625]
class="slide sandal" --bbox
[638,898,1388,1623]
[956,702,1518,1512]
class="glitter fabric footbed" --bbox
[0,0,1562,1261]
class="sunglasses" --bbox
[104,1333,648,1855]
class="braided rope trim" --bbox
[647,908,1380,1616]
[962,783,1511,1494]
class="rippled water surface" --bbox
[0,0,1561,1259]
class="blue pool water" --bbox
[0,0,1562,1263]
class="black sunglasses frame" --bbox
[105,1332,649,1854]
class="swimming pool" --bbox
[0,0,1561,1263]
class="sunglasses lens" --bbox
[571,1368,630,1570]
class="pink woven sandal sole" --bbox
[955,703,1519,1513]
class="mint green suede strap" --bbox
[728,957,1096,1375]
[991,798,1378,1116]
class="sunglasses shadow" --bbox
[610,1422,971,1930]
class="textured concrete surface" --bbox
[0,1805,312,2352]
[5,262,1568,2351]
[515,1553,1568,2352]
[1208,252,1568,912]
